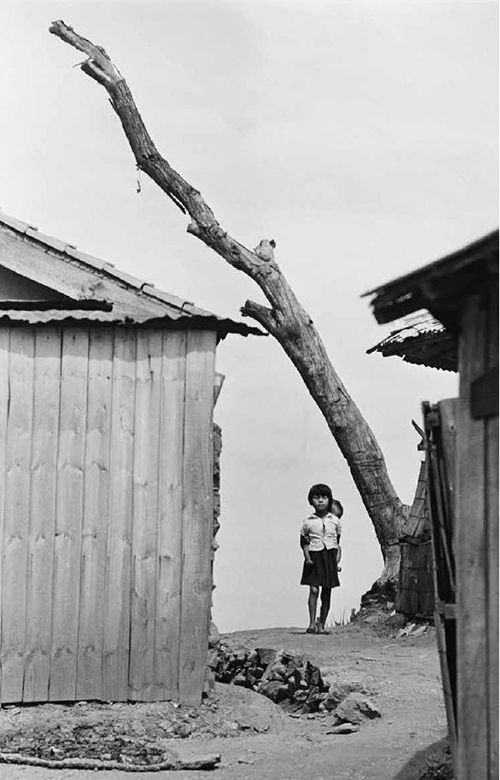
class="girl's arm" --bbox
[299,532,312,564]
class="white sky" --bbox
[1,1,497,631]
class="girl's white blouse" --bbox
[300,512,342,551]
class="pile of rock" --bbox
[207,636,381,727]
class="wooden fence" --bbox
[0,325,216,705]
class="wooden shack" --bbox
[366,230,499,780]
[0,210,259,706]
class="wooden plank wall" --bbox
[456,288,499,780]
[0,325,216,705]
[179,331,216,705]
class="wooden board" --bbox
[76,329,113,700]
[1,328,35,702]
[486,285,499,778]
[23,328,62,701]
[49,328,89,701]
[0,329,10,698]
[403,461,428,538]
[178,331,216,705]
[456,294,487,779]
[155,332,186,700]
[129,331,163,700]
[102,329,136,700]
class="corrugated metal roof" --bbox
[367,316,458,372]
[0,210,263,338]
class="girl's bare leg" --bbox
[308,586,319,630]
[318,587,332,631]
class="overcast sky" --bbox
[1,1,497,631]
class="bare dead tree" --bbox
[49,20,408,591]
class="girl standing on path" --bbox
[300,484,342,634]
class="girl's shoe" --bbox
[305,626,317,634]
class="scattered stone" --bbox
[323,682,375,711]
[326,723,360,735]
[397,622,416,639]
[332,693,382,725]
[409,624,427,637]
[255,648,277,667]
[209,639,381,731]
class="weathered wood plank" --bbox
[396,541,434,616]
[155,331,186,700]
[0,328,10,699]
[76,329,113,700]
[486,285,499,779]
[102,329,136,701]
[49,328,89,701]
[456,294,487,780]
[1,328,35,702]
[402,461,428,539]
[486,411,499,778]
[178,330,216,706]
[129,331,163,701]
[23,328,61,702]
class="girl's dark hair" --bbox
[308,483,333,511]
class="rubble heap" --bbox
[207,637,381,724]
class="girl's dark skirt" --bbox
[301,547,340,588]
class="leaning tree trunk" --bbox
[50,20,407,590]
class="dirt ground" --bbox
[0,619,448,780]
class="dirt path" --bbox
[0,622,447,780]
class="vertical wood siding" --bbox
[1,330,34,702]
[0,325,216,705]
[179,331,217,705]
[456,289,499,780]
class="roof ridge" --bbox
[0,208,200,315]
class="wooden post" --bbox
[455,292,493,779]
